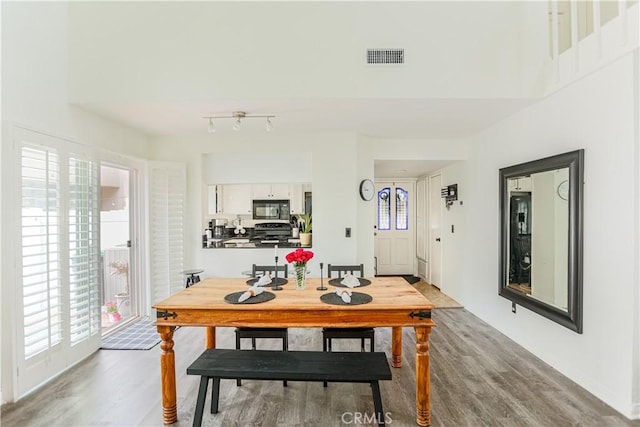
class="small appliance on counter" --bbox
[233,218,247,236]
[212,218,228,239]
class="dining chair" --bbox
[322,263,374,386]
[235,263,289,386]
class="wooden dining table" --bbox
[153,276,436,426]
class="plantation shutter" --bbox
[21,145,63,359]
[149,162,186,303]
[68,155,101,345]
[16,128,103,398]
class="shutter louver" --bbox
[68,156,101,346]
[21,146,63,359]
[150,164,186,303]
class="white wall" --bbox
[67,1,530,103]
[1,2,149,403]
[149,131,374,278]
[441,53,639,418]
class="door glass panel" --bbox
[377,187,391,230]
[100,166,133,332]
[395,187,408,230]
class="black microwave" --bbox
[252,200,290,220]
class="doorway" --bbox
[374,180,415,275]
[100,165,137,333]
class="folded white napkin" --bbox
[335,288,353,303]
[239,286,265,302]
[340,273,360,288]
[255,273,272,286]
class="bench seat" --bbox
[186,349,392,427]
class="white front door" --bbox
[374,180,415,275]
[429,174,443,288]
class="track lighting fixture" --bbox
[203,111,275,132]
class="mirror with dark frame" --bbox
[499,149,584,333]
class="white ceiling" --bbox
[374,159,456,179]
[79,97,534,178]
[79,97,534,140]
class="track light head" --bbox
[203,111,275,133]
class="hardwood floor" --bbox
[2,308,637,427]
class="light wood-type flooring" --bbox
[2,308,637,426]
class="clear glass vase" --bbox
[294,264,306,290]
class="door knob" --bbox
[435,238,441,242]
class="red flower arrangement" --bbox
[285,248,314,266]
[286,248,314,289]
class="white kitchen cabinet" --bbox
[289,183,304,214]
[508,176,532,192]
[207,185,222,214]
[252,183,290,199]
[222,184,252,215]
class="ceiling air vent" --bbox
[366,49,404,64]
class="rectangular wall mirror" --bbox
[499,149,584,333]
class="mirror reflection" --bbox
[506,169,568,310]
[499,149,583,333]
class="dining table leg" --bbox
[391,326,403,368]
[414,325,432,427]
[206,326,216,349]
[158,325,177,424]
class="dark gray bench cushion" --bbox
[187,349,391,382]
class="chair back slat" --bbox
[252,264,288,277]
[327,264,364,278]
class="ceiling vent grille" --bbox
[367,49,404,64]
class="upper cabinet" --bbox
[208,183,310,216]
[252,183,290,199]
[508,176,532,192]
[289,183,304,214]
[222,184,252,215]
[207,185,222,215]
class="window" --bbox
[68,156,101,346]
[21,145,62,359]
[15,129,104,397]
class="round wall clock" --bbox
[359,179,375,201]
[557,180,569,201]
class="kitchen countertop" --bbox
[204,237,310,249]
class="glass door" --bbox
[100,165,136,333]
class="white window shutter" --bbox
[68,155,101,345]
[149,162,186,303]
[20,145,63,359]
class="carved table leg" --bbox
[206,326,216,349]
[159,325,177,424]
[391,326,403,368]
[415,325,432,427]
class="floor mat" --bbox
[403,275,421,284]
[101,317,160,350]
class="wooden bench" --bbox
[186,349,392,427]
